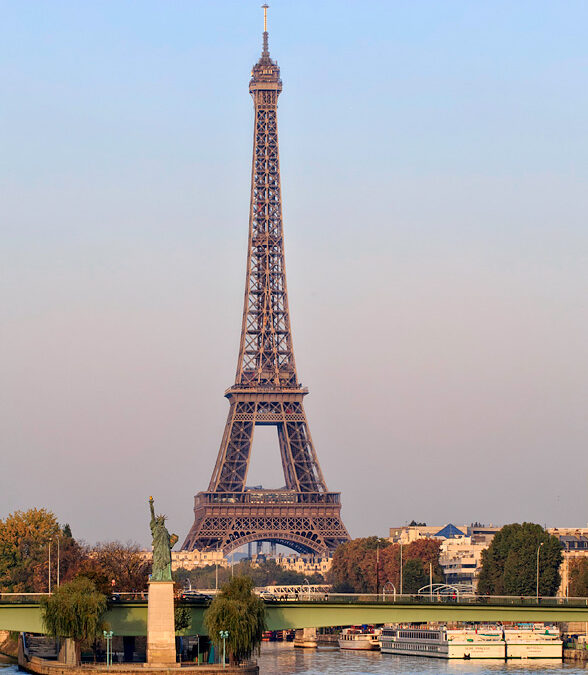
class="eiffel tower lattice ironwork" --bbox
[182,9,350,556]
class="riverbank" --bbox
[565,647,588,661]
[20,657,258,675]
[0,631,17,660]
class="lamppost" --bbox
[57,537,60,588]
[536,542,545,602]
[48,539,52,594]
[195,634,200,664]
[103,630,113,668]
[375,544,380,598]
[399,541,403,596]
[219,630,229,669]
[303,578,311,600]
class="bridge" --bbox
[1,595,587,636]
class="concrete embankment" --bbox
[564,647,588,661]
[0,630,18,659]
[17,636,258,675]
[20,656,258,675]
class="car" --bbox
[179,591,213,603]
[259,592,278,602]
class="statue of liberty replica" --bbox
[146,496,178,664]
[149,496,178,581]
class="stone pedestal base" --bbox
[147,580,176,665]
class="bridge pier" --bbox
[294,627,317,648]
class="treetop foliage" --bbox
[41,577,107,644]
[477,523,562,596]
[568,558,588,597]
[204,576,265,664]
[0,508,78,592]
[329,536,442,593]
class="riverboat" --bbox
[380,626,506,659]
[338,627,381,651]
[504,627,562,659]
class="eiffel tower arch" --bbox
[182,9,350,556]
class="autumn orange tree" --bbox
[329,536,443,593]
[0,508,84,592]
[93,541,150,592]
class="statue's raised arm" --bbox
[149,496,156,527]
[148,496,176,582]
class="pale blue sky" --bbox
[1,1,587,547]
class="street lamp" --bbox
[399,541,403,596]
[103,630,114,668]
[48,539,52,594]
[195,634,200,665]
[303,577,311,600]
[219,630,229,669]
[536,542,545,602]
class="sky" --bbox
[1,1,587,549]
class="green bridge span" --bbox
[1,601,587,636]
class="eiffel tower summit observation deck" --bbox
[182,7,350,556]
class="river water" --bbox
[256,642,588,675]
[2,646,586,674]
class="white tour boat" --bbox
[504,626,562,659]
[380,626,506,659]
[338,627,381,651]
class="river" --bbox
[2,645,586,674]
[256,642,587,674]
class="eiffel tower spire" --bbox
[182,10,349,555]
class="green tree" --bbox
[204,577,265,665]
[174,606,192,633]
[477,523,562,596]
[40,577,107,664]
[401,559,429,593]
[568,558,588,597]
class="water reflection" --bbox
[257,643,587,675]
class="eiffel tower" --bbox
[182,7,350,556]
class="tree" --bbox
[401,559,429,593]
[0,508,60,592]
[174,606,192,633]
[329,536,442,593]
[75,558,112,595]
[40,577,107,664]
[329,536,391,593]
[477,523,562,596]
[568,558,588,597]
[204,577,265,664]
[93,541,150,592]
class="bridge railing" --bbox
[310,593,588,607]
[2,591,587,608]
[0,593,50,603]
[259,592,588,606]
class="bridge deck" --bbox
[1,599,587,636]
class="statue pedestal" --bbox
[147,580,176,665]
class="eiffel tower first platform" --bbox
[182,9,350,556]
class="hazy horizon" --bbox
[2,1,587,549]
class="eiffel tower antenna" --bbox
[182,10,349,556]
